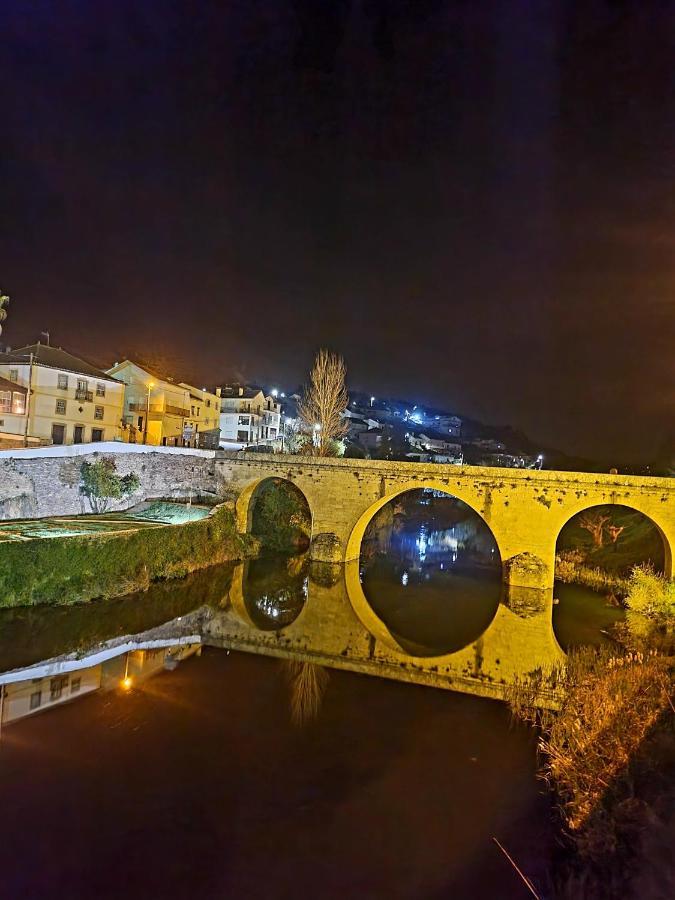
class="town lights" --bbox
[271,388,278,397]
[121,676,133,691]
[370,396,375,406]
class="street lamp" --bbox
[370,396,375,407]
[143,382,155,445]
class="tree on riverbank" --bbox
[298,349,348,456]
[80,458,140,514]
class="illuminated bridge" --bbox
[218,452,675,593]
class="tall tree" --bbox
[298,349,348,456]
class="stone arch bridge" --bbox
[217,452,675,592]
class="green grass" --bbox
[0,504,256,608]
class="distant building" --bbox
[358,428,385,452]
[432,414,462,437]
[217,385,281,448]
[0,343,125,447]
[107,360,220,448]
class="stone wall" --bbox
[0,443,217,520]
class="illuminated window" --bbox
[96,383,106,397]
[50,676,67,701]
[55,399,66,415]
[12,392,26,414]
[57,373,69,390]
[94,405,104,420]
[0,390,9,413]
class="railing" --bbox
[75,389,94,402]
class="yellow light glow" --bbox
[121,676,133,690]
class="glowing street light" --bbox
[271,388,278,397]
[370,396,375,407]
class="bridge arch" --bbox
[345,481,503,568]
[345,484,503,657]
[235,475,313,539]
[554,500,673,580]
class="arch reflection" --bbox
[357,489,502,657]
[240,555,309,631]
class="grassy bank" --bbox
[0,503,257,608]
[555,552,630,596]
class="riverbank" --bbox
[0,502,258,608]
[555,554,630,596]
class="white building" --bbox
[217,386,281,448]
[0,343,125,447]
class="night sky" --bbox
[2,1,674,462]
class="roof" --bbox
[0,375,27,394]
[1,344,121,383]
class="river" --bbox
[0,508,620,898]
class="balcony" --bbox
[75,389,94,402]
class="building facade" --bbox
[106,360,220,448]
[0,343,125,448]
[218,386,281,448]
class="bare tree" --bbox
[578,512,610,548]
[298,349,348,456]
[607,523,626,551]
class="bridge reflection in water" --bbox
[214,551,565,705]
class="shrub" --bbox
[0,504,255,608]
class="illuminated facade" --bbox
[0,343,125,447]
[218,385,281,448]
[106,360,220,448]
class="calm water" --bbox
[0,503,619,898]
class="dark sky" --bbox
[2,1,674,462]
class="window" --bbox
[70,677,81,693]
[96,383,106,397]
[238,415,250,426]
[91,428,104,442]
[237,430,249,442]
[9,369,18,383]
[30,690,42,710]
[77,378,87,392]
[94,405,104,420]
[57,373,69,390]
[55,398,66,415]
[12,392,26,414]
[50,676,68,701]
[0,390,9,413]
[206,399,211,408]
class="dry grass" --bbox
[282,660,330,725]
[539,648,672,833]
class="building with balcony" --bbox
[217,385,281,448]
[0,343,125,447]
[106,360,220,448]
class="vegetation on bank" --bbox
[251,479,311,552]
[556,506,665,594]
[509,581,675,899]
[0,503,256,608]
